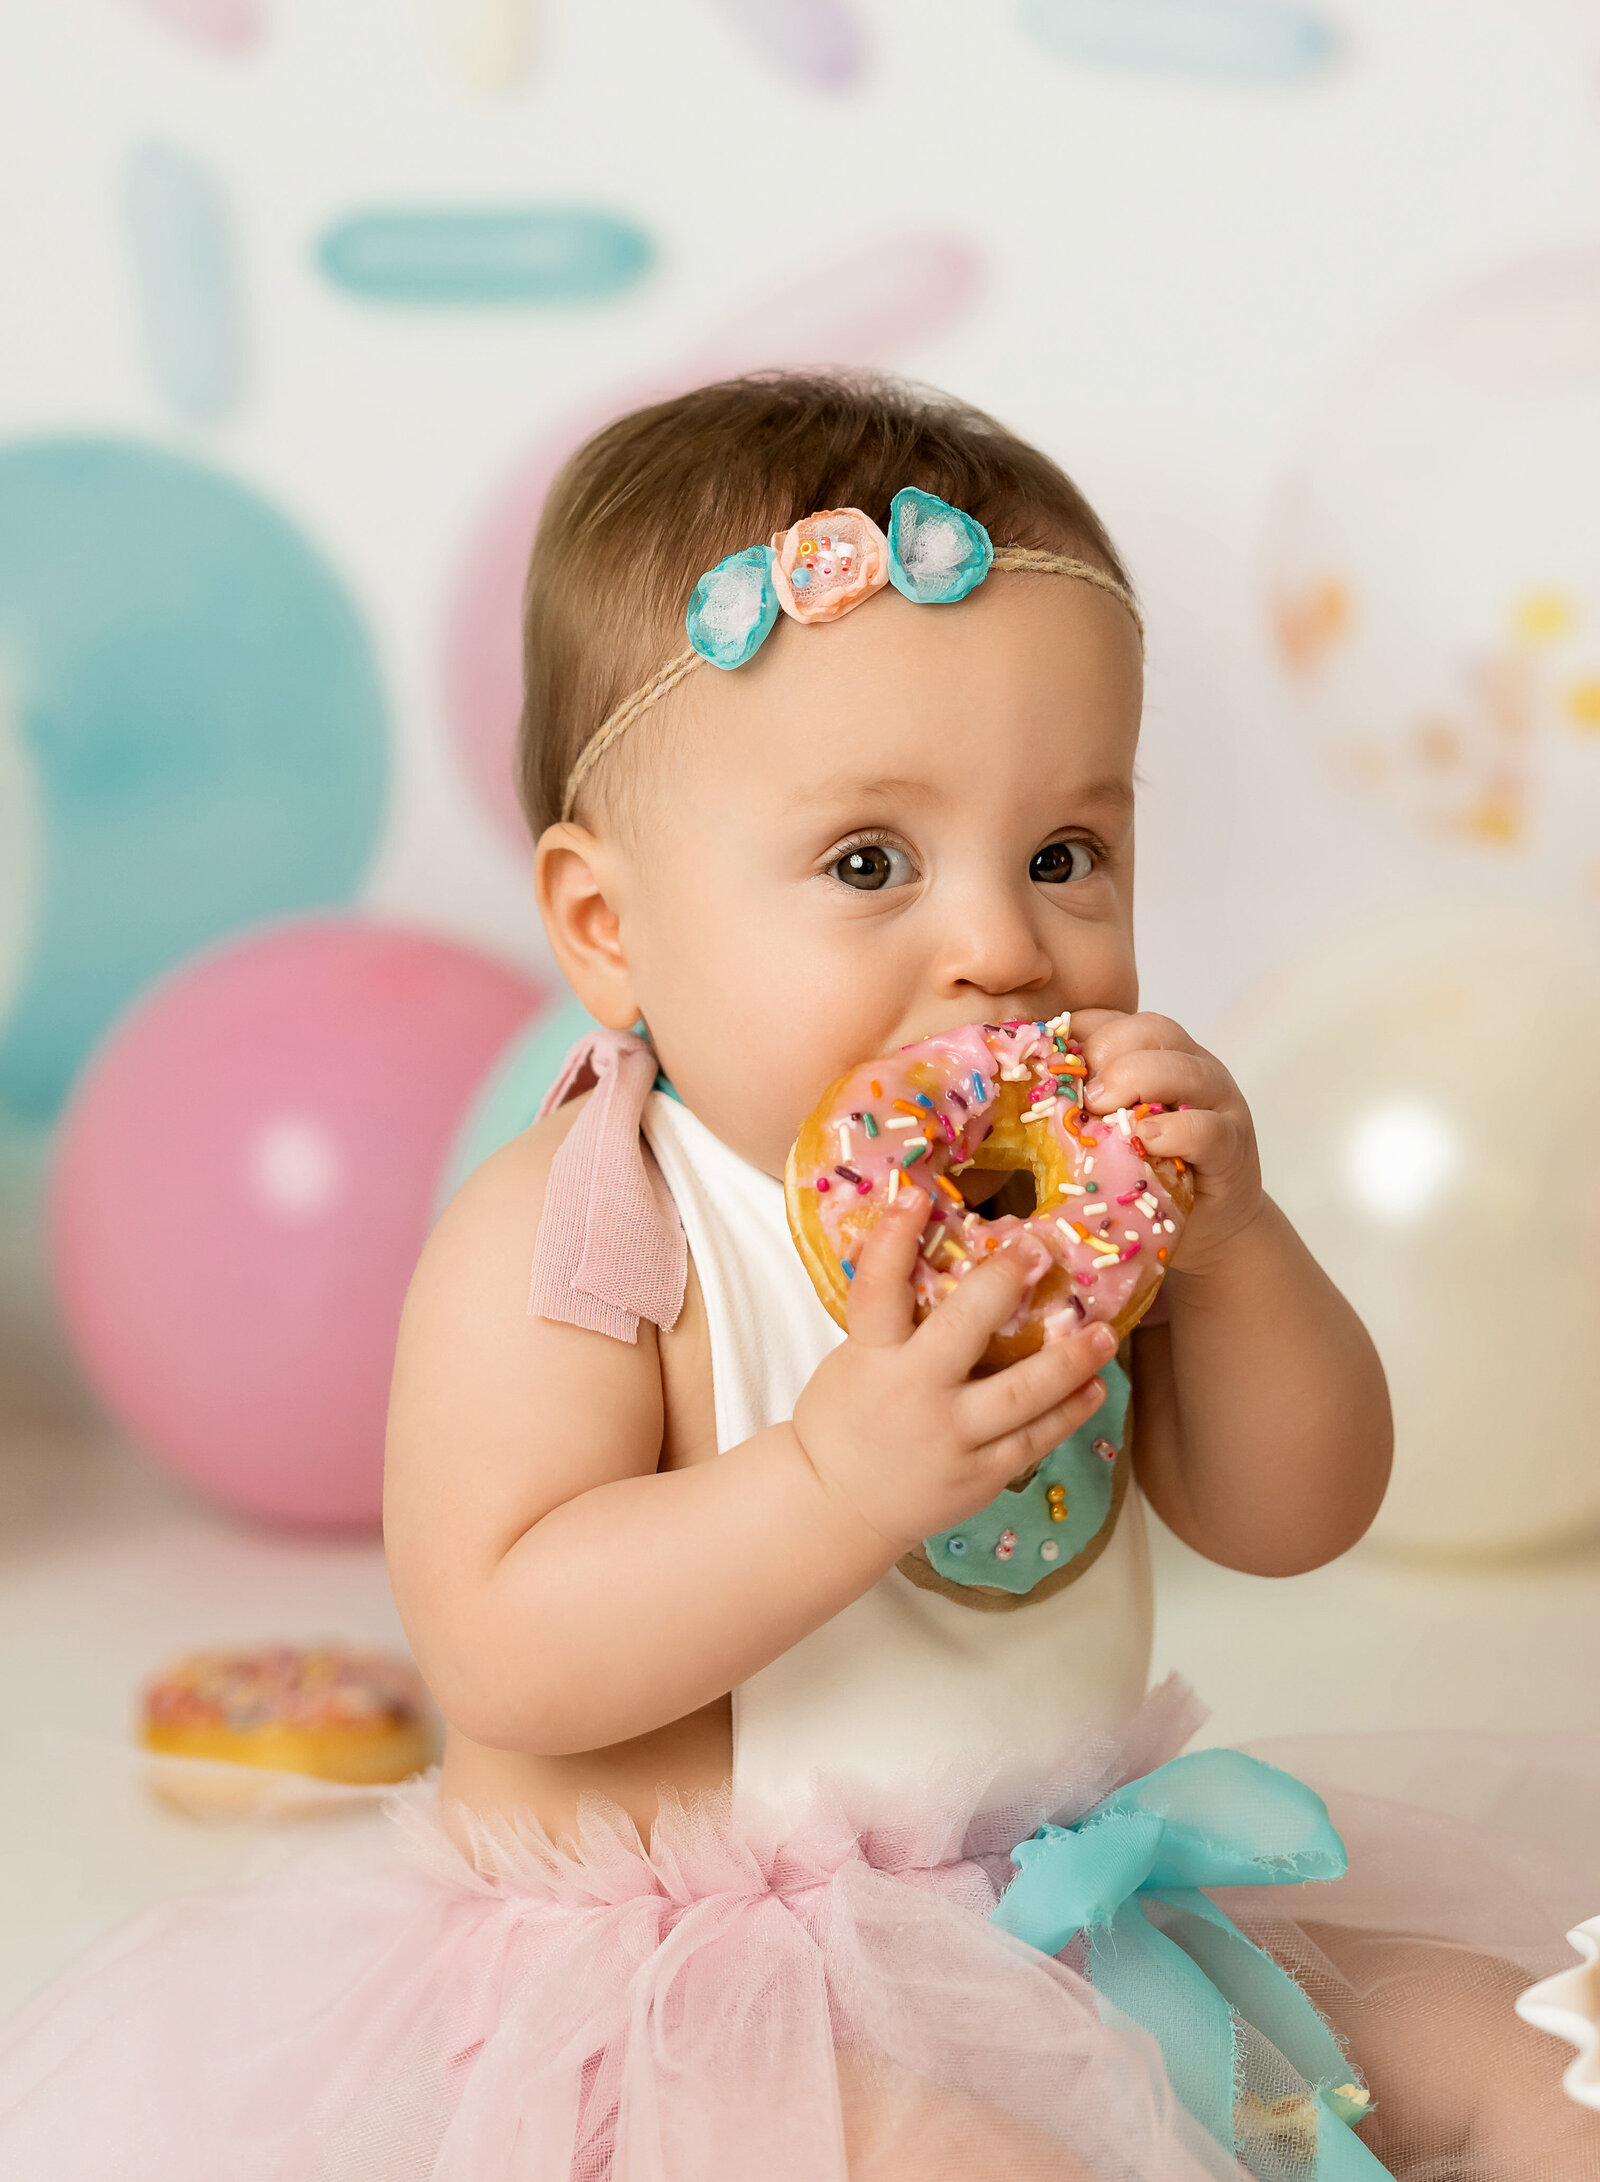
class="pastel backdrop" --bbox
[2,0,1599,1547]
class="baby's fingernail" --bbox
[1083,1078,1105,1101]
[1088,1323,1116,1356]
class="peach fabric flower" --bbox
[769,507,890,624]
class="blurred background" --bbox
[5,0,1600,2009]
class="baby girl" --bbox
[1,371,1592,2182]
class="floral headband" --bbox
[558,487,1143,823]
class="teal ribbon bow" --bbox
[992,1749,1386,2176]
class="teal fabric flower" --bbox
[887,487,994,603]
[686,545,781,668]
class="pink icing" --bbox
[807,1016,1184,1340]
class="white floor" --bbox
[4,1422,1599,2018]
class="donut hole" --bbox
[965,1165,1037,1221]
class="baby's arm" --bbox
[384,1097,1114,1755]
[1073,1010,1393,1578]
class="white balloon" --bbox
[1232,906,1600,1559]
[1265,247,1600,909]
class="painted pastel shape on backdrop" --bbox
[444,232,983,850]
[1265,245,1600,903]
[418,0,538,94]
[0,441,388,1126]
[701,233,982,373]
[122,143,245,424]
[709,0,866,90]
[1020,0,1338,81]
[315,208,653,306]
[127,0,262,52]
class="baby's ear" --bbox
[532,821,638,1031]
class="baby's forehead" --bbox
[692,582,1142,804]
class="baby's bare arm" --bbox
[384,1110,1112,1755]
[1130,1199,1392,1574]
[1074,1009,1392,1575]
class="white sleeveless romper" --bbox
[640,1087,1154,1829]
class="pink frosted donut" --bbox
[785,1015,1193,1373]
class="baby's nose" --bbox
[930,890,1054,1001]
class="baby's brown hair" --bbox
[516,370,1133,838]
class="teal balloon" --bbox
[436,988,600,1210]
[316,208,655,307]
[0,439,388,1125]
[1020,0,1336,80]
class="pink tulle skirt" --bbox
[2,1681,1598,2181]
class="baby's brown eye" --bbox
[834,843,913,890]
[838,846,891,889]
[1030,839,1093,884]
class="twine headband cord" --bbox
[558,489,1143,824]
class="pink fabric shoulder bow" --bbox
[526,1026,687,1342]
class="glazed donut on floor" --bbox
[137,1643,433,1816]
[785,1015,1193,1374]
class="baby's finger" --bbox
[1077,1011,1197,1081]
[909,1237,1038,1381]
[845,1187,929,1348]
[978,1372,1110,1481]
[1081,1046,1228,1118]
[960,1320,1116,1447]
[1134,1106,1244,1175]
[1061,1007,1125,1047]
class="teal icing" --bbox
[652,1069,683,1105]
[926,1356,1130,1594]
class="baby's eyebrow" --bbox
[798,773,931,808]
[1069,775,1137,813]
[796,771,1136,815]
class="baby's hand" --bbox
[1072,1008,1263,1276]
[791,1186,1116,1555]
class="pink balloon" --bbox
[444,232,984,850]
[49,920,544,1531]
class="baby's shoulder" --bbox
[388,1091,666,1494]
[416,1090,595,1297]
[400,1091,667,1363]
[432,1090,669,1248]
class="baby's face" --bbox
[608,575,1142,1179]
